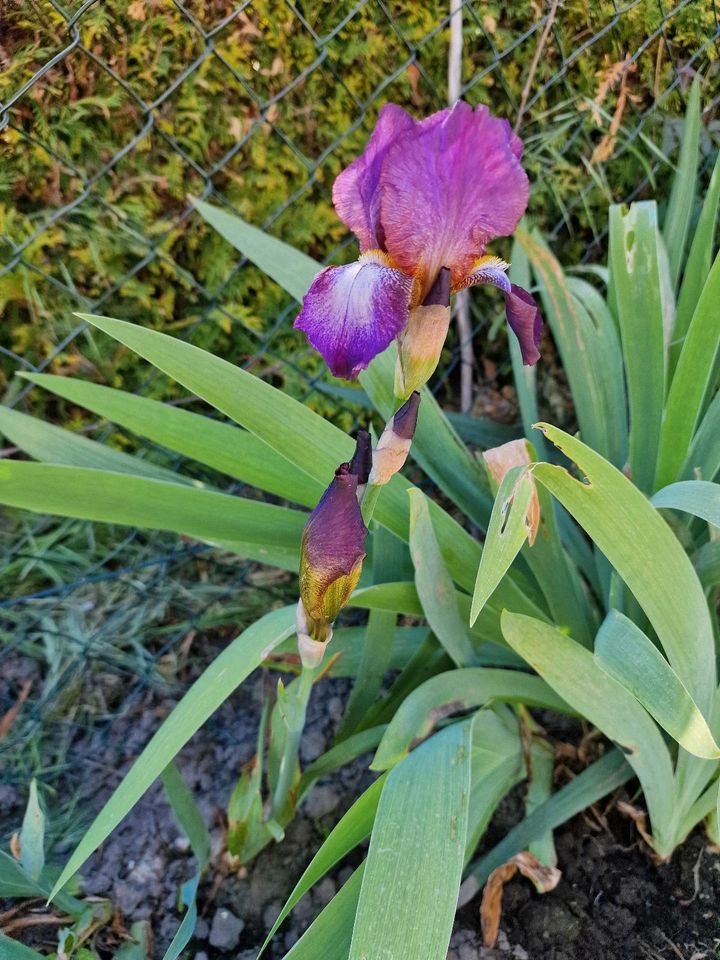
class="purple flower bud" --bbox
[369,392,421,485]
[298,459,368,640]
[349,429,372,484]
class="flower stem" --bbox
[270,660,316,821]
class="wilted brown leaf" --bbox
[128,0,146,21]
[0,678,32,742]
[481,851,562,947]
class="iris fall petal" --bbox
[294,253,413,380]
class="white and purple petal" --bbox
[332,104,416,252]
[505,283,543,366]
[294,253,413,380]
[378,101,529,296]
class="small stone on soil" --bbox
[209,907,245,950]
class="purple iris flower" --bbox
[295,101,543,381]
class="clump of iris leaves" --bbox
[1,81,719,960]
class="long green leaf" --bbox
[261,776,385,955]
[684,388,720,482]
[49,605,296,901]
[0,405,188,486]
[534,424,715,711]
[409,489,477,666]
[19,780,44,883]
[652,480,720,527]
[501,611,676,855]
[349,722,471,960]
[20,373,321,507]
[471,466,534,625]
[0,461,305,572]
[671,149,720,373]
[160,763,212,960]
[372,668,572,771]
[0,935,46,960]
[662,77,701,290]
[519,227,616,462]
[192,199,317,301]
[283,866,363,960]
[656,251,720,488]
[595,611,719,759]
[608,202,665,492]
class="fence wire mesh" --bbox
[1,0,719,805]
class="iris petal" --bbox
[379,102,529,296]
[332,104,416,252]
[294,254,413,380]
[459,255,512,293]
[505,283,543,365]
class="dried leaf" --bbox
[127,0,146,21]
[481,851,561,947]
[0,679,32,742]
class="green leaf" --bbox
[20,373,321,507]
[0,462,305,572]
[652,480,720,527]
[608,202,665,492]
[508,236,549,459]
[0,406,188,486]
[534,424,716,712]
[260,776,385,955]
[671,149,720,373]
[161,764,212,866]
[461,749,631,901]
[566,275,628,468]
[116,921,152,960]
[159,764,212,960]
[192,199,318,301]
[349,721,471,960]
[684,388,720,482]
[595,611,720,759]
[519,227,618,463]
[0,935,46,960]
[656,251,720,488]
[465,709,525,859]
[283,866,364,960]
[408,489,477,667]
[19,780,44,882]
[662,77,701,290]
[49,605,296,902]
[470,466,535,626]
[501,611,676,855]
[372,668,572,771]
[445,413,521,449]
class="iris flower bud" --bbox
[369,391,421,486]
[297,437,369,662]
[394,268,451,399]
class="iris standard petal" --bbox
[505,283,543,365]
[299,465,368,629]
[379,101,529,296]
[294,253,413,380]
[332,103,416,252]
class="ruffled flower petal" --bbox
[299,464,368,632]
[458,255,512,293]
[294,253,413,380]
[332,104,416,252]
[378,102,529,296]
[505,283,543,365]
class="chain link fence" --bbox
[1,0,719,808]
